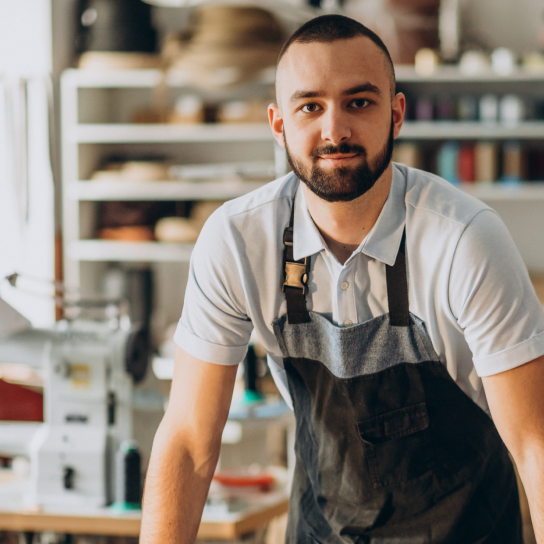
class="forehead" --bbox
[277,36,389,102]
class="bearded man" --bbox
[141,15,544,544]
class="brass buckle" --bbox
[282,259,309,294]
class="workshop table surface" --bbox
[0,477,289,539]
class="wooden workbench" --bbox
[0,477,289,540]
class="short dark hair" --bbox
[277,14,395,98]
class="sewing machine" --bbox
[0,297,149,508]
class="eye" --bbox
[350,98,370,109]
[301,103,322,113]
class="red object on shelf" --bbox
[458,144,475,183]
[0,379,43,422]
[213,471,275,489]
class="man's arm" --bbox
[482,354,544,542]
[140,346,238,544]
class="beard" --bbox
[284,117,394,203]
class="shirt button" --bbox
[340,281,349,290]
[344,319,353,327]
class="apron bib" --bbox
[272,211,522,543]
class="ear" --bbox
[268,103,285,148]
[391,92,406,139]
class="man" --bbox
[141,15,544,544]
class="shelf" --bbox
[63,69,187,89]
[66,184,544,264]
[62,66,544,89]
[62,67,275,89]
[69,121,544,144]
[68,180,544,205]
[71,123,274,143]
[68,240,195,262]
[143,0,318,22]
[398,121,544,140]
[394,65,544,83]
[64,68,177,89]
[461,181,544,201]
[68,180,268,201]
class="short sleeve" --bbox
[449,209,544,376]
[174,208,253,365]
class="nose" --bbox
[320,105,351,145]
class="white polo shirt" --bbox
[175,163,544,411]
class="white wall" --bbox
[461,0,544,54]
[0,0,56,327]
[0,0,52,77]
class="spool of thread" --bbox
[436,97,455,121]
[392,142,422,169]
[458,144,475,183]
[491,48,516,76]
[499,95,525,126]
[437,141,460,185]
[414,48,439,76]
[459,50,490,75]
[474,142,498,182]
[415,98,434,121]
[502,141,524,183]
[527,148,544,180]
[112,439,141,510]
[241,345,264,404]
[458,95,478,122]
[479,95,499,124]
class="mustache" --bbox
[311,143,367,158]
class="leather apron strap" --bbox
[282,205,409,327]
[282,204,311,324]
[386,230,409,327]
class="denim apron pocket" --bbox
[357,402,435,488]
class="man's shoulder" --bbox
[197,172,296,255]
[220,172,297,220]
[397,163,493,228]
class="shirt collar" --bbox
[360,164,406,266]
[292,164,406,266]
[293,181,326,261]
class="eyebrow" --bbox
[289,82,381,103]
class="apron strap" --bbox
[282,205,408,327]
[282,204,311,324]
[385,229,409,327]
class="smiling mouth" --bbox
[317,153,360,162]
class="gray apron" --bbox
[272,210,522,543]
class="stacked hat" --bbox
[77,0,160,69]
[170,6,284,87]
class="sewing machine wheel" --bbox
[125,325,150,383]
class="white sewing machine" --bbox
[0,297,149,508]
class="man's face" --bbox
[269,36,405,202]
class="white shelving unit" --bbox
[71,123,274,144]
[395,66,544,272]
[68,240,195,263]
[68,120,544,143]
[399,121,544,140]
[461,182,544,201]
[67,180,268,201]
[61,66,544,286]
[394,65,544,83]
[61,68,279,295]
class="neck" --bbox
[301,163,393,265]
